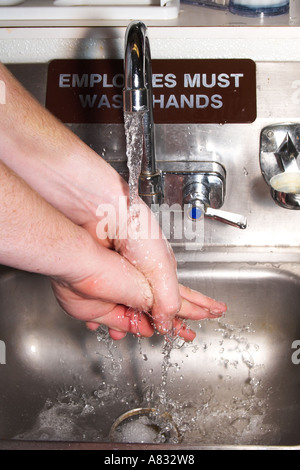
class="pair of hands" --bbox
[52,210,227,341]
[0,63,227,341]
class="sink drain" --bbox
[109,407,181,444]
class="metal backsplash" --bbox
[6,61,300,252]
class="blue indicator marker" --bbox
[189,206,202,220]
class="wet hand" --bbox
[51,232,226,341]
[0,63,227,341]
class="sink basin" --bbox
[0,257,299,450]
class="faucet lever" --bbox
[182,162,247,230]
[205,207,247,230]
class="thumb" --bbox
[57,240,154,313]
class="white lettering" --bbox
[152,93,223,110]
[96,203,117,240]
[59,73,125,89]
[180,94,194,108]
[104,454,139,467]
[152,73,177,88]
[202,73,216,88]
[0,340,5,365]
[0,80,6,104]
[217,73,230,88]
[184,73,200,88]
[165,73,177,88]
[59,73,71,87]
[153,94,164,108]
[165,95,179,109]
[102,74,113,88]
[90,74,102,87]
[159,203,183,240]
[291,340,300,365]
[152,73,164,88]
[211,94,223,109]
[184,72,244,88]
[79,94,98,108]
[196,94,209,108]
[112,94,122,109]
[97,94,111,108]
[72,74,89,88]
[78,94,122,109]
[230,73,244,87]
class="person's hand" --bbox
[51,196,227,341]
[52,270,227,342]
[0,63,227,340]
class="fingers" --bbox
[108,329,127,340]
[179,284,227,318]
[52,280,154,338]
[87,323,128,341]
[119,206,181,334]
[171,317,196,342]
[157,286,227,342]
[81,283,227,342]
[165,284,227,341]
[52,264,227,343]
[86,309,196,342]
[86,305,154,339]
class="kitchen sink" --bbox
[0,253,299,450]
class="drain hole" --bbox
[109,407,181,444]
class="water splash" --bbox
[13,319,281,446]
[124,112,144,208]
[96,325,122,375]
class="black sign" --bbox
[46,58,256,124]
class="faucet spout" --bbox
[123,21,161,206]
[123,21,151,115]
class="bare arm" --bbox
[0,63,226,340]
[0,160,155,336]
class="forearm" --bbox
[0,63,125,226]
[0,64,183,332]
[0,65,227,340]
[0,159,95,280]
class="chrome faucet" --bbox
[122,20,246,230]
[123,20,162,206]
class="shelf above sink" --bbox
[0,0,180,21]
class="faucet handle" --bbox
[183,165,247,230]
[205,207,247,229]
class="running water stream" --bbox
[116,111,188,442]
[124,112,144,208]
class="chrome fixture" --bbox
[123,20,162,206]
[260,123,300,209]
[123,21,246,229]
[160,161,247,229]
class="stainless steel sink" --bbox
[0,254,299,450]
